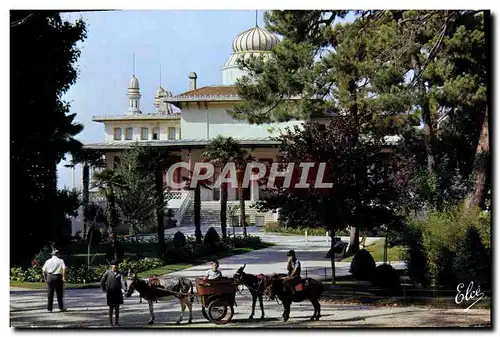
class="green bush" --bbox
[405,204,491,287]
[67,265,99,284]
[173,231,187,248]
[10,267,26,282]
[232,235,265,249]
[263,223,330,236]
[118,258,164,275]
[10,266,44,283]
[453,227,491,289]
[204,227,221,248]
[403,225,430,286]
[349,249,376,281]
[372,264,401,294]
[25,267,44,282]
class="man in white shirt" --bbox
[42,249,67,312]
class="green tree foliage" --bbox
[255,120,401,248]
[10,11,87,264]
[114,146,160,238]
[453,226,491,289]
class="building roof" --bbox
[178,85,238,97]
[92,113,180,122]
[84,138,280,150]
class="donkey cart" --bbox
[195,278,238,325]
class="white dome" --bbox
[232,27,278,53]
[129,75,140,89]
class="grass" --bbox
[137,263,193,277]
[10,281,101,290]
[340,239,405,263]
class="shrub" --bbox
[10,267,25,282]
[405,204,491,287]
[173,231,187,249]
[204,227,221,249]
[24,266,44,282]
[372,264,401,294]
[403,225,430,286]
[453,227,491,289]
[94,265,109,278]
[66,265,99,284]
[119,258,164,274]
[349,249,376,281]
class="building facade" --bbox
[84,24,327,229]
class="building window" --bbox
[168,127,176,140]
[125,127,133,140]
[113,128,122,140]
[152,127,160,140]
[141,127,148,140]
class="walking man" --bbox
[42,249,67,312]
[100,260,127,326]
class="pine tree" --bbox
[11,11,86,264]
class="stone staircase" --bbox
[180,201,276,227]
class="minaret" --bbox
[127,75,141,115]
[127,54,141,115]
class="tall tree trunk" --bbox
[155,168,165,258]
[194,184,202,243]
[347,79,360,253]
[238,174,247,237]
[467,106,490,210]
[82,164,90,239]
[220,183,228,239]
[412,53,438,177]
[107,187,119,261]
[348,226,360,254]
[330,229,336,284]
[467,12,491,210]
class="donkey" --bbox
[265,274,324,322]
[233,264,287,319]
[125,273,194,325]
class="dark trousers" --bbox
[284,276,301,294]
[47,274,64,311]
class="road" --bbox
[10,287,491,328]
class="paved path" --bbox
[10,287,491,328]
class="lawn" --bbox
[340,239,406,263]
[10,281,101,290]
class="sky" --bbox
[57,10,356,190]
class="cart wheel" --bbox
[202,307,209,321]
[207,300,234,325]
